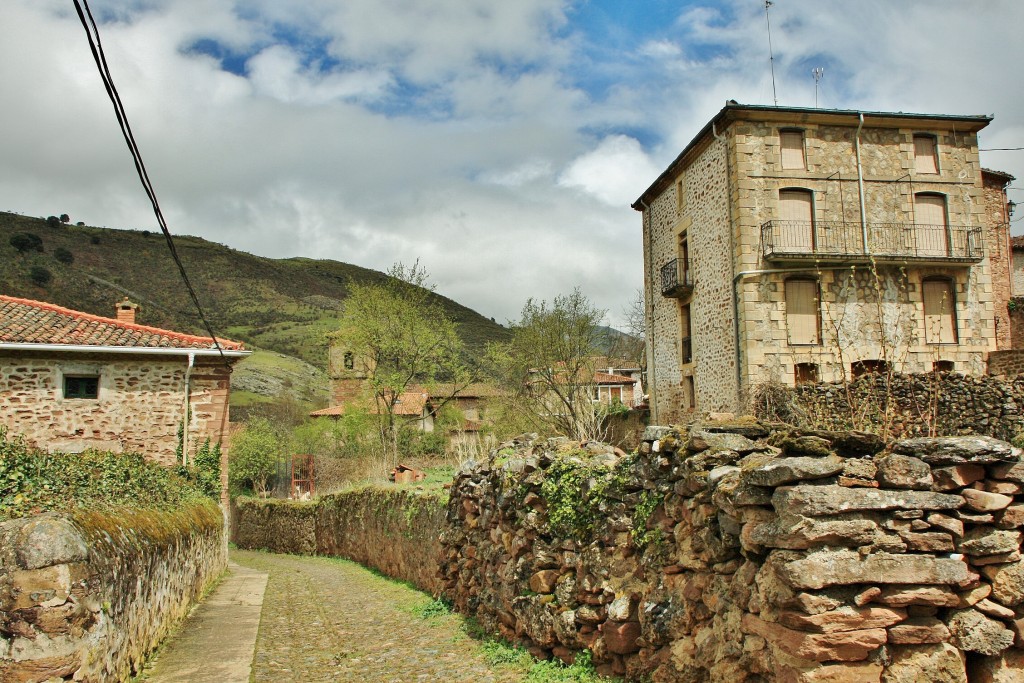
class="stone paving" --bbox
[230,549,523,683]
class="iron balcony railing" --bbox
[660,258,694,298]
[760,220,983,263]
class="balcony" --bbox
[760,220,983,265]
[660,258,694,298]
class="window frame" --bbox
[784,277,822,346]
[922,276,959,345]
[913,133,940,175]
[63,374,100,400]
[780,128,807,170]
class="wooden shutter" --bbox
[914,135,938,174]
[786,280,820,345]
[923,280,957,344]
[781,131,806,170]
[914,194,948,256]
[779,190,814,252]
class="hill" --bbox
[0,212,510,407]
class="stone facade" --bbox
[0,352,233,467]
[635,104,1008,424]
[982,170,1014,350]
[442,425,1024,682]
[0,503,225,681]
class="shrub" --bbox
[53,247,74,264]
[46,215,61,228]
[90,234,100,244]
[10,232,43,254]
[29,266,52,287]
[0,428,211,521]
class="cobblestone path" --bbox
[231,549,524,683]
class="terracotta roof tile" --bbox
[593,372,637,385]
[0,295,244,351]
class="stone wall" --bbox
[441,426,1024,682]
[982,171,1013,351]
[780,372,1024,443]
[0,502,225,682]
[233,487,446,594]
[0,351,233,467]
[1010,299,1024,350]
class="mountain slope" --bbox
[0,211,509,372]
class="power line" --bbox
[980,147,1024,151]
[72,0,227,363]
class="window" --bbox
[680,303,693,364]
[785,279,820,345]
[64,375,99,399]
[778,189,815,252]
[933,360,954,373]
[914,134,939,174]
[923,278,958,344]
[682,376,695,411]
[913,193,949,256]
[780,130,806,170]
[343,352,354,370]
[676,177,686,211]
[851,360,889,378]
[795,363,819,385]
[678,235,690,286]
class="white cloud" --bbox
[558,136,660,207]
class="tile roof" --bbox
[1012,236,1024,251]
[310,390,428,418]
[0,295,245,351]
[593,372,637,385]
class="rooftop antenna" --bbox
[812,67,824,108]
[765,1,778,106]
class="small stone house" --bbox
[633,102,1015,423]
[0,295,248,466]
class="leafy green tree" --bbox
[53,247,74,265]
[489,289,607,441]
[29,266,52,287]
[228,418,283,496]
[333,261,469,466]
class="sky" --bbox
[2,0,1024,329]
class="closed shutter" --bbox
[779,190,814,252]
[786,279,820,345]
[923,280,957,344]
[781,131,806,170]
[914,135,938,174]
[914,194,948,256]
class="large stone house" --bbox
[0,295,248,465]
[633,102,1014,423]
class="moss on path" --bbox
[232,549,524,683]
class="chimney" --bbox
[115,297,139,325]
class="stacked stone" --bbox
[440,423,1024,682]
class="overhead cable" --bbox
[72,0,227,363]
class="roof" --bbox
[0,295,245,352]
[593,372,637,385]
[1012,236,1024,251]
[310,390,428,418]
[419,382,508,399]
[633,101,993,210]
[590,356,641,372]
[983,168,1016,185]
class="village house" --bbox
[589,356,645,407]
[633,102,1015,424]
[0,295,248,466]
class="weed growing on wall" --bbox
[540,454,613,541]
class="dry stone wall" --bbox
[233,487,446,594]
[441,425,1024,682]
[0,502,224,682]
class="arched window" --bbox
[343,352,355,370]
[778,188,815,252]
[785,278,820,345]
[913,193,949,256]
[922,277,958,344]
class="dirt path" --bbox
[231,549,524,683]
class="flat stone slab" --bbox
[774,485,963,517]
[892,436,1020,466]
[146,562,269,683]
[776,550,975,590]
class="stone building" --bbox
[633,102,1014,423]
[0,295,248,466]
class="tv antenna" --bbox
[765,1,778,106]
[812,67,824,108]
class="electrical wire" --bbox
[980,147,1024,152]
[72,0,227,363]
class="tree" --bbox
[29,266,52,287]
[59,214,70,224]
[46,216,61,228]
[489,289,607,441]
[53,248,74,265]
[10,232,43,254]
[332,261,469,466]
[228,418,283,496]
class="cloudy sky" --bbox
[3,1,1023,328]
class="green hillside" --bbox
[0,211,509,372]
